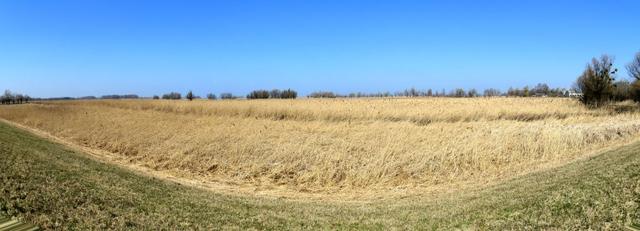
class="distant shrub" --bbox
[220,93,237,100]
[152,95,160,100]
[162,92,182,100]
[101,94,139,99]
[547,88,567,97]
[506,84,567,98]
[467,89,478,97]
[396,88,423,97]
[247,90,270,99]
[507,87,529,97]
[269,89,281,98]
[483,88,501,97]
[280,89,297,99]
[308,91,338,98]
[349,92,392,98]
[248,89,297,99]
[206,93,217,100]
[186,90,194,101]
[522,86,530,97]
[450,88,466,97]
[532,83,550,96]
[79,96,98,100]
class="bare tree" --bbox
[450,88,465,97]
[280,89,297,99]
[220,93,236,100]
[576,55,617,107]
[269,89,282,98]
[533,83,550,96]
[628,51,640,80]
[308,91,338,98]
[2,90,13,104]
[626,51,640,102]
[467,89,478,97]
[483,88,501,97]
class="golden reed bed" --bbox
[2,98,639,197]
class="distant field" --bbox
[1,98,640,199]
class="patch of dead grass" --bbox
[1,98,639,199]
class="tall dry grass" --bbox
[40,98,606,124]
[1,98,639,194]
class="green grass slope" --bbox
[0,121,639,230]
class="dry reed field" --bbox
[1,98,640,198]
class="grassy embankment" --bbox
[1,121,639,229]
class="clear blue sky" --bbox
[1,0,639,98]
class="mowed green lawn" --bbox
[0,121,639,230]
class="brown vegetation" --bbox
[1,98,640,196]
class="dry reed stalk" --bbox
[1,98,638,194]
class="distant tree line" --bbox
[1,90,31,104]
[506,84,569,97]
[155,91,240,100]
[36,97,76,101]
[161,92,182,100]
[308,91,394,98]
[101,94,139,99]
[79,96,98,100]
[307,91,340,98]
[14,50,640,107]
[32,95,138,101]
[307,85,576,99]
[220,93,238,100]
[246,89,298,99]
